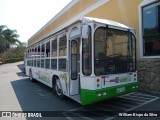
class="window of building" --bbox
[142,1,160,56]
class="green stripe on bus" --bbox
[80,82,139,105]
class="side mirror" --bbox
[82,25,89,39]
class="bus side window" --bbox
[52,38,57,57]
[46,41,50,57]
[41,44,45,68]
[59,35,67,56]
[41,44,45,58]
[37,45,40,67]
[58,34,67,71]
[82,26,92,76]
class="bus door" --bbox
[69,38,80,95]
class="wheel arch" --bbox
[52,75,59,93]
[29,68,32,73]
[29,68,35,82]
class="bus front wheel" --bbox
[55,78,64,99]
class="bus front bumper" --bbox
[80,82,139,105]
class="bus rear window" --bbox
[94,27,136,75]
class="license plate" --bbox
[117,87,125,93]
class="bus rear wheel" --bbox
[55,78,64,98]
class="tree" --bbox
[0,25,9,54]
[3,28,20,47]
[0,25,21,62]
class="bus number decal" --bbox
[104,76,131,85]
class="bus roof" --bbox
[81,17,134,31]
[27,17,135,48]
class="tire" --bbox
[55,78,64,98]
[29,70,35,82]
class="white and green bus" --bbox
[25,17,139,105]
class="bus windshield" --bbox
[94,27,136,75]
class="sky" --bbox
[0,0,72,43]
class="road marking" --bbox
[119,96,148,102]
[125,96,159,112]
[106,101,135,107]
[123,94,153,100]
[36,90,52,97]
[111,98,140,105]
[83,109,107,117]
[93,106,117,120]
[64,92,159,120]
[68,107,82,111]
[129,92,158,98]
[101,104,128,111]
[62,111,94,120]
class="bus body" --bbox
[25,17,139,105]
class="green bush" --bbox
[3,57,24,63]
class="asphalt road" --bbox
[0,62,160,120]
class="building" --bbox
[28,0,160,93]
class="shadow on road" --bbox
[16,63,27,77]
[16,72,27,77]
[17,64,25,73]
[8,63,160,120]
[11,68,80,119]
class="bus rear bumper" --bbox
[80,82,139,105]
